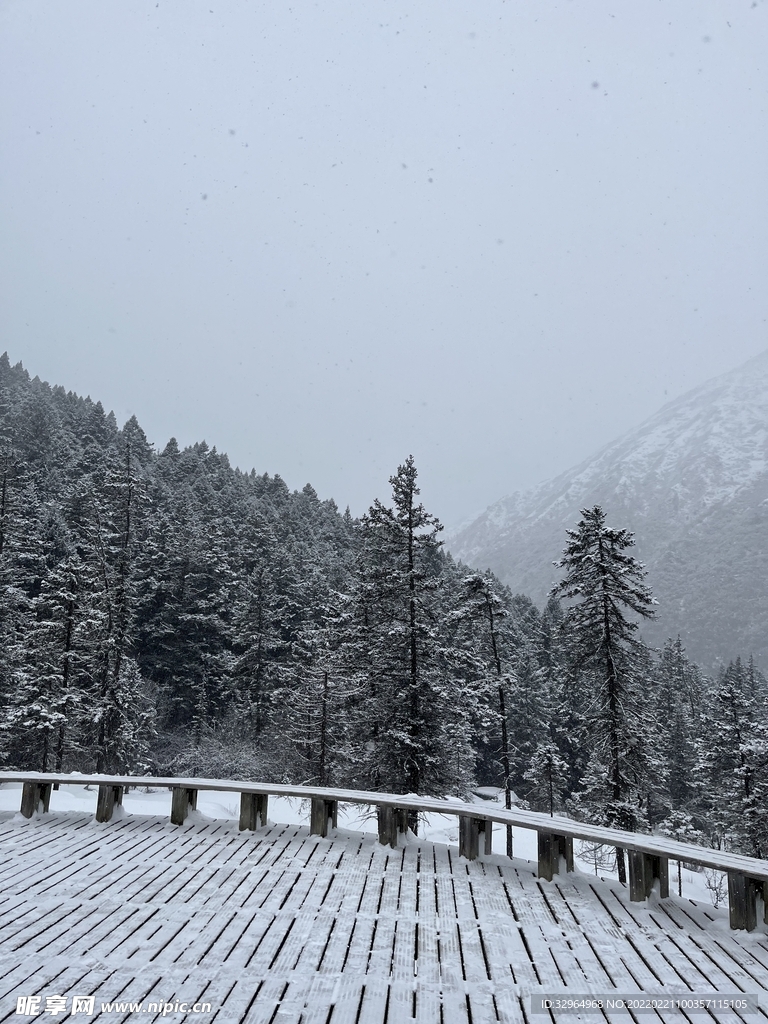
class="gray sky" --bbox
[1,0,766,526]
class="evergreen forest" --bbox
[1,354,767,861]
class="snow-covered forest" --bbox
[1,354,767,861]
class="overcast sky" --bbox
[1,0,766,526]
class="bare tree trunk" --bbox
[319,671,329,787]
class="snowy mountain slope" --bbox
[448,349,768,668]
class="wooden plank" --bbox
[69,904,165,961]
[0,953,82,1006]
[352,975,390,1024]
[292,843,372,976]
[647,913,760,1004]
[364,847,402,982]
[226,828,307,912]
[0,814,95,888]
[201,826,300,911]
[449,855,505,1024]
[0,961,96,1021]
[333,847,388,982]
[540,878,677,1024]
[478,865,544,989]
[547,880,631,990]
[303,974,366,1024]
[430,843,471,1024]
[408,846,443,1024]
[0,814,160,897]
[389,843,419,1022]
[285,972,340,1024]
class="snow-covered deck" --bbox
[1,807,767,1023]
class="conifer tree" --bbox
[524,740,568,816]
[696,658,768,857]
[87,431,155,772]
[538,597,586,804]
[231,538,299,738]
[506,638,552,797]
[552,505,656,884]
[456,570,517,854]
[650,637,703,823]
[272,618,355,787]
[344,457,468,825]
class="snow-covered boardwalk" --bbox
[1,811,767,1023]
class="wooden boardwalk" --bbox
[0,810,767,1023]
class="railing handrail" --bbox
[1,770,766,881]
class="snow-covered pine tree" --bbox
[524,740,568,816]
[230,528,299,739]
[344,457,469,827]
[256,545,350,786]
[552,505,657,884]
[650,637,703,825]
[455,570,517,854]
[538,596,587,806]
[0,474,50,766]
[505,633,553,799]
[86,428,156,773]
[696,658,768,858]
[1,543,101,772]
[272,618,354,787]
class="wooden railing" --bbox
[2,771,767,932]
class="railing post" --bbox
[728,872,761,931]
[310,797,337,837]
[170,787,197,825]
[651,854,669,898]
[628,850,647,901]
[538,832,573,881]
[478,818,493,855]
[239,793,268,831]
[459,815,480,860]
[95,785,124,823]
[377,805,394,847]
[628,851,670,902]
[377,805,409,847]
[20,784,34,818]
[20,782,52,819]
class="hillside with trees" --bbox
[1,353,767,858]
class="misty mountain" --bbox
[448,349,768,669]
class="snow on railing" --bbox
[1,771,766,931]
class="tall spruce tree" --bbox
[456,570,517,854]
[552,505,656,884]
[345,457,469,826]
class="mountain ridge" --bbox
[448,349,768,669]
